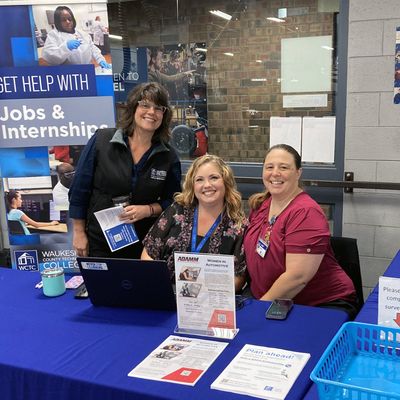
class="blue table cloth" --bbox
[0,267,349,400]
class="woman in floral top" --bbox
[142,154,248,292]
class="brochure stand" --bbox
[173,252,239,339]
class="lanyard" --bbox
[191,206,222,253]
[264,215,276,243]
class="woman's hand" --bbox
[73,231,89,257]
[72,219,89,257]
[50,220,60,226]
[119,205,152,223]
[67,39,81,50]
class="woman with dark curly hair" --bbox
[69,82,181,259]
[142,154,247,291]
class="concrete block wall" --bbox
[345,0,400,300]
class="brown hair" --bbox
[116,82,172,143]
[5,190,20,213]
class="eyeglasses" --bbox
[137,101,167,115]
[61,171,75,179]
[61,17,73,23]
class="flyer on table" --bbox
[128,335,228,386]
[211,344,310,400]
[174,252,236,336]
[94,206,139,252]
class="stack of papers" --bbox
[211,344,310,399]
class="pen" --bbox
[35,281,43,289]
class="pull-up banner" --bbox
[0,2,114,273]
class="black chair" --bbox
[330,236,364,310]
[8,220,26,236]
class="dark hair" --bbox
[54,6,76,32]
[248,144,302,210]
[148,46,164,67]
[116,82,172,142]
[169,50,179,61]
[56,162,74,175]
[5,190,20,213]
[267,144,302,169]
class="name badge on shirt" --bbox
[256,237,268,258]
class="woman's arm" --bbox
[72,219,89,257]
[41,30,71,65]
[141,248,153,260]
[142,203,179,261]
[119,202,162,223]
[235,274,248,293]
[20,214,59,228]
[259,253,324,301]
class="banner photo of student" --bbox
[0,2,114,273]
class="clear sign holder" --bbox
[174,252,238,340]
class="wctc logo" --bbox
[15,250,39,271]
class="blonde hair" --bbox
[174,155,245,228]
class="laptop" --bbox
[76,257,176,311]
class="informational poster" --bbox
[174,252,237,339]
[394,27,400,104]
[211,344,310,399]
[0,2,114,273]
[128,335,228,386]
[378,276,400,328]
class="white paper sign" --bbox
[174,252,237,338]
[128,335,228,386]
[270,117,302,154]
[302,116,335,163]
[378,276,400,328]
[283,94,328,108]
[211,344,310,399]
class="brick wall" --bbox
[178,0,335,161]
[108,0,336,162]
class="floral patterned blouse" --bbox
[143,202,248,280]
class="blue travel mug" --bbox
[41,268,66,297]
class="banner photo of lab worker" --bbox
[0,3,115,272]
[32,3,112,75]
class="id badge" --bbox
[256,237,268,258]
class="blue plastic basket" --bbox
[311,322,400,400]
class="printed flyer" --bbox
[174,252,237,338]
[211,344,310,399]
[128,335,228,386]
[94,206,138,252]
